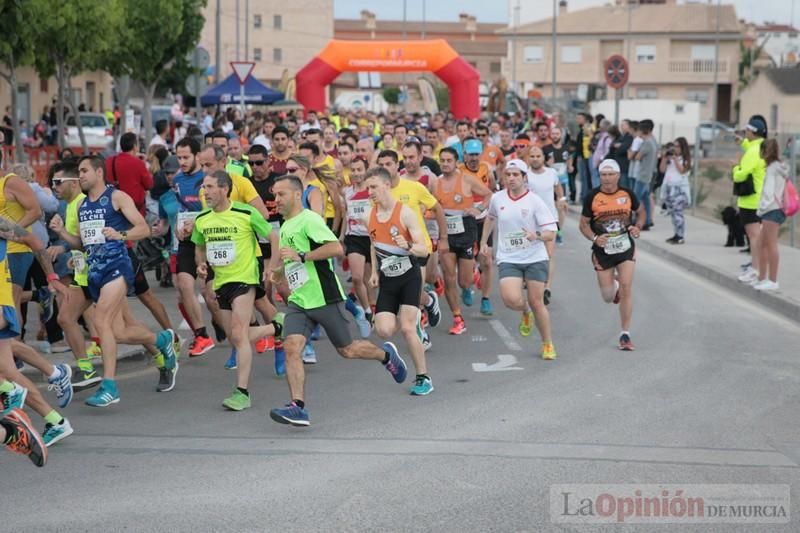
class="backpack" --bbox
[782,178,800,217]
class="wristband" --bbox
[47,273,59,282]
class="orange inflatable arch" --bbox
[296,39,480,119]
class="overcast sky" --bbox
[335,0,798,27]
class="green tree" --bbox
[29,0,124,150]
[383,87,400,105]
[0,0,36,161]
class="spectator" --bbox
[576,112,593,201]
[659,137,691,244]
[106,131,154,215]
[735,115,768,284]
[632,119,658,230]
[614,119,635,189]
[753,138,787,291]
[149,119,168,148]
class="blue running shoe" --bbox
[274,346,286,377]
[85,379,120,407]
[310,324,322,341]
[353,305,371,338]
[461,287,474,307]
[224,349,238,370]
[14,356,23,370]
[423,289,441,328]
[302,342,317,364]
[155,329,178,370]
[409,376,434,396]
[382,342,407,383]
[37,287,55,324]
[1,382,27,415]
[269,402,310,426]
[480,297,493,316]
[42,418,73,447]
[47,363,73,409]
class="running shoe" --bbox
[519,311,534,337]
[618,333,635,351]
[224,349,238,370]
[42,418,73,447]
[409,376,434,396]
[87,341,102,360]
[541,341,557,360]
[269,401,310,426]
[423,289,441,328]
[480,297,493,316]
[47,363,73,409]
[1,382,27,415]
[449,316,467,335]
[754,280,780,291]
[353,305,372,338]
[382,342,408,383]
[85,379,120,407]
[310,324,322,341]
[273,312,285,340]
[222,389,251,411]
[14,356,23,369]
[543,288,551,306]
[174,335,185,360]
[421,329,432,352]
[3,409,47,467]
[156,329,178,370]
[556,232,564,246]
[473,269,482,291]
[189,335,215,357]
[461,287,474,307]
[738,267,758,284]
[255,337,271,354]
[434,276,445,296]
[415,311,425,345]
[157,363,178,392]
[37,287,55,324]
[302,342,317,364]
[274,345,286,377]
[73,358,101,390]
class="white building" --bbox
[756,23,800,67]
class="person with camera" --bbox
[659,137,692,244]
[734,116,767,285]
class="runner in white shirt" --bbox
[480,159,559,360]
[525,146,565,305]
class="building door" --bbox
[716,84,732,123]
[86,81,96,112]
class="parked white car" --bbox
[64,113,113,149]
[698,121,736,144]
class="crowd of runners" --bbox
[1,108,648,466]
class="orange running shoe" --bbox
[448,316,467,335]
[189,336,215,357]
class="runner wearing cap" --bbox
[480,159,558,359]
[578,159,645,351]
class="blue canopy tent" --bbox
[200,73,284,106]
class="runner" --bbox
[525,146,566,305]
[459,138,497,316]
[266,126,291,179]
[480,159,558,360]
[366,167,433,395]
[578,159,644,351]
[192,170,283,410]
[434,147,492,335]
[542,127,571,244]
[268,175,408,427]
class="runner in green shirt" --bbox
[267,174,408,428]
[191,170,284,411]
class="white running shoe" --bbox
[753,280,779,291]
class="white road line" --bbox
[489,319,522,351]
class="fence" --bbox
[0,145,105,186]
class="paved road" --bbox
[4,222,800,532]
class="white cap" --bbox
[505,159,529,174]
[598,159,620,173]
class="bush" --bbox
[382,87,400,105]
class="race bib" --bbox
[80,219,106,245]
[446,215,465,235]
[206,241,235,266]
[503,231,531,251]
[604,233,632,255]
[71,250,87,273]
[286,261,309,291]
[380,255,412,277]
[347,199,371,219]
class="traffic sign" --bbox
[185,74,209,97]
[187,47,210,70]
[604,55,629,90]
[230,61,255,84]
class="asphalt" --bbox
[4,220,800,532]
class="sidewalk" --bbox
[616,208,800,324]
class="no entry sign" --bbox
[605,55,629,90]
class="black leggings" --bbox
[22,259,63,343]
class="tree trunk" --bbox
[141,81,156,149]
[0,61,26,165]
[55,62,66,149]
[115,75,131,145]
[65,71,88,153]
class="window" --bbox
[273,14,282,29]
[561,45,581,63]
[490,61,501,74]
[635,44,656,63]
[686,89,709,104]
[468,61,477,69]
[523,45,543,64]
[790,32,799,38]
[254,48,262,62]
[273,48,282,63]
[637,88,658,99]
[39,78,48,93]
[691,45,716,60]
[254,14,262,28]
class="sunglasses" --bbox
[52,178,79,185]
[251,160,266,166]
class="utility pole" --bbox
[626,2,632,99]
[422,0,426,39]
[711,0,721,122]
[236,0,240,61]
[215,0,221,83]
[402,0,407,112]
[511,0,520,97]
[245,0,249,61]
[551,0,557,101]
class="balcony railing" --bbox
[667,59,728,74]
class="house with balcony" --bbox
[499,0,742,121]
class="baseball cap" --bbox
[464,139,483,155]
[598,159,620,173]
[745,116,767,136]
[162,155,180,174]
[505,159,529,174]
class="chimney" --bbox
[559,0,568,15]
[459,13,469,23]
[466,15,477,35]
[360,9,376,30]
